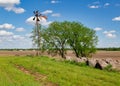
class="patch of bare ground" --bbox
[15,65,59,86]
[0,50,36,56]
[0,50,120,59]
[1,50,120,71]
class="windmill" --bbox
[33,10,47,22]
[33,10,47,56]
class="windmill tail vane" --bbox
[41,15,47,20]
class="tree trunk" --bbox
[59,48,66,59]
[73,48,79,58]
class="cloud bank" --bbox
[0,0,25,13]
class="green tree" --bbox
[34,21,98,58]
[42,21,68,58]
[66,22,98,57]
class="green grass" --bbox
[0,56,120,86]
[0,57,40,86]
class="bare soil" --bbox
[0,50,36,56]
[92,51,120,60]
[0,50,120,60]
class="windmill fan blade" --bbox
[33,17,35,20]
[39,17,42,20]
[41,16,47,20]
[39,14,42,16]
[33,11,35,14]
[37,18,40,21]
[36,10,39,13]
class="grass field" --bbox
[0,56,120,86]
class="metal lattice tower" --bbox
[33,10,47,56]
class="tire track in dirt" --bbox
[15,65,59,86]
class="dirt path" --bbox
[16,65,58,86]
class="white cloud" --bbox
[112,16,120,21]
[89,5,99,9]
[26,16,52,27]
[40,17,52,26]
[42,10,53,15]
[5,6,25,14]
[25,33,32,37]
[16,27,25,32]
[0,39,2,43]
[104,3,110,6]
[51,0,59,4]
[26,16,35,25]
[5,6,25,13]
[88,1,100,9]
[0,23,15,29]
[0,0,25,14]
[0,30,25,40]
[0,0,20,5]
[0,30,13,36]
[89,2,110,9]
[12,35,25,40]
[109,30,116,33]
[103,30,116,38]
[51,13,61,17]
[0,30,33,48]
[94,27,103,31]
[0,34,32,48]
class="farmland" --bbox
[93,51,120,59]
[0,50,120,86]
[0,55,120,86]
[0,50,120,59]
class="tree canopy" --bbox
[66,21,98,57]
[31,21,98,58]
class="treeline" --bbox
[97,48,120,51]
[1,48,120,51]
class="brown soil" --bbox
[0,50,120,60]
[92,51,120,59]
[67,50,120,60]
[0,50,36,56]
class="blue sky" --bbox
[0,0,120,48]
